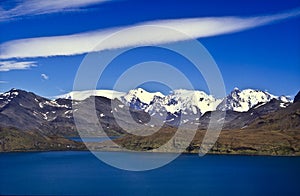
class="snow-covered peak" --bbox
[0,88,19,100]
[56,90,126,101]
[218,88,287,112]
[123,88,165,105]
[167,89,222,114]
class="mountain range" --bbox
[0,88,299,154]
[58,87,292,114]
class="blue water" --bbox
[0,151,299,195]
[67,136,119,142]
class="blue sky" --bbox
[0,0,299,97]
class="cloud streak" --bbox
[0,0,109,22]
[0,60,37,71]
[41,73,49,80]
[0,8,299,59]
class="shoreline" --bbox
[1,148,299,157]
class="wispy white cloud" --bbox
[0,60,37,71]
[0,0,110,22]
[41,73,49,80]
[0,80,8,83]
[56,87,66,93]
[0,8,299,59]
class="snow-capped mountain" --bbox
[123,88,164,105]
[0,89,74,132]
[121,88,164,111]
[217,88,291,112]
[0,88,149,135]
[164,89,222,114]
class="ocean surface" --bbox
[0,151,299,195]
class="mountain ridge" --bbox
[0,87,296,133]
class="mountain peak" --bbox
[1,88,22,99]
[294,91,300,103]
[233,87,239,91]
[219,88,279,112]
[124,88,165,105]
